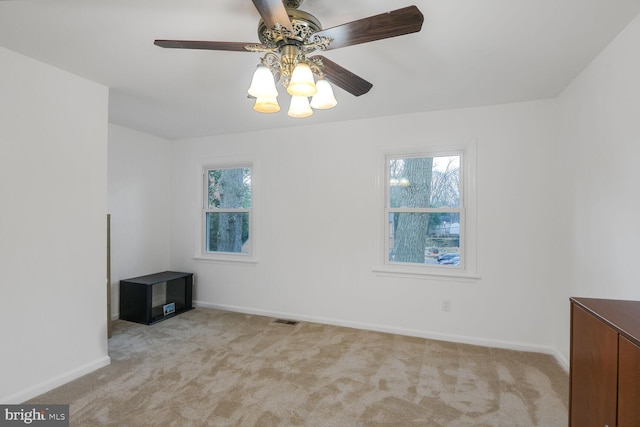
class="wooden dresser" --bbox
[570,297,640,427]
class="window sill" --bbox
[373,266,480,282]
[193,255,258,265]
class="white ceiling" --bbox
[1,0,639,140]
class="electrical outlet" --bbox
[442,299,451,312]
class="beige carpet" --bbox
[30,308,568,426]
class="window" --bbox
[382,145,477,278]
[201,165,252,259]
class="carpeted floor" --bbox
[30,308,568,426]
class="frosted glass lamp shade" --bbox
[248,65,278,98]
[287,96,313,118]
[253,97,280,113]
[310,79,337,109]
[287,63,317,97]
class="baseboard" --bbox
[195,300,570,371]
[1,356,111,404]
[550,348,570,372]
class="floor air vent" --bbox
[273,319,299,326]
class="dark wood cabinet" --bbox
[618,336,640,424]
[570,298,640,427]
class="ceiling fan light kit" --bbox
[253,97,281,114]
[154,0,424,119]
[288,95,314,118]
[310,78,337,110]
[286,62,317,97]
[248,65,279,98]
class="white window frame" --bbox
[195,161,256,264]
[375,142,479,280]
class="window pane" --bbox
[389,156,460,208]
[205,212,250,253]
[389,212,460,265]
[207,168,251,209]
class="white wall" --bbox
[107,125,172,318]
[0,47,109,403]
[169,99,563,360]
[555,13,640,359]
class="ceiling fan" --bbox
[155,0,424,117]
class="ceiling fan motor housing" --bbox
[257,8,322,48]
[283,0,304,9]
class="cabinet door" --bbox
[570,304,618,427]
[618,336,640,426]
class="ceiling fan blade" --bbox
[311,55,372,97]
[154,40,262,52]
[313,6,424,51]
[251,0,293,32]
